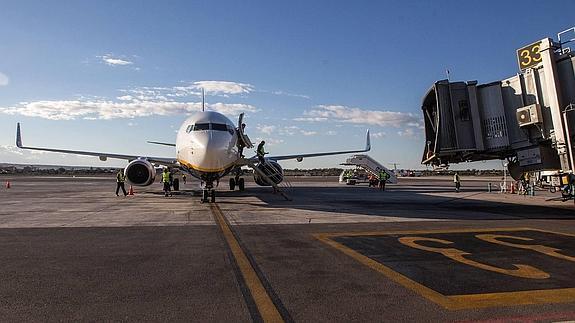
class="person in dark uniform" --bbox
[182,174,187,184]
[454,172,461,192]
[116,170,127,196]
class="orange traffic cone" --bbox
[5,181,10,189]
[128,185,134,195]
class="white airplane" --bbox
[16,109,370,202]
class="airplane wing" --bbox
[16,123,178,166]
[255,130,371,162]
[147,141,176,147]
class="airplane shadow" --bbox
[214,184,575,221]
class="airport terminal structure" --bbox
[422,32,575,181]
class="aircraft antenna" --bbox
[202,88,205,112]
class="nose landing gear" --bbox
[201,182,217,203]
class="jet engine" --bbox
[254,161,284,186]
[124,159,156,186]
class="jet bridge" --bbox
[341,154,398,184]
[422,31,575,179]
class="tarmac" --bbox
[0,175,574,322]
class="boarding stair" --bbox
[341,154,398,184]
[244,159,292,201]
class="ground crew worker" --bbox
[454,172,461,192]
[257,140,267,164]
[237,123,248,158]
[115,170,127,196]
[182,174,187,184]
[162,168,172,197]
[378,170,389,191]
[568,172,575,201]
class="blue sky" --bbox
[1,1,574,169]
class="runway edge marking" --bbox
[211,203,285,323]
[313,227,575,310]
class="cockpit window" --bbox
[193,123,210,131]
[211,123,228,131]
[186,123,234,134]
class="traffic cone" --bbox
[128,185,134,195]
[5,181,11,189]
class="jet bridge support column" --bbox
[540,38,571,171]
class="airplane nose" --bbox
[193,133,235,171]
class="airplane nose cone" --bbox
[193,133,236,171]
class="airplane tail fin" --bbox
[201,88,205,112]
[16,123,23,148]
[365,130,371,151]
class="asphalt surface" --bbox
[0,175,574,322]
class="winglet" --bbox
[365,130,371,151]
[16,123,23,148]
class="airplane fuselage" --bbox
[175,111,240,182]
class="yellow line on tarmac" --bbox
[211,204,284,323]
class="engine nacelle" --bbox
[254,160,284,186]
[124,159,156,186]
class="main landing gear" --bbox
[229,177,245,191]
[229,167,245,191]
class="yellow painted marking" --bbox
[476,234,575,262]
[211,204,284,323]
[178,158,235,173]
[398,236,549,279]
[314,228,575,309]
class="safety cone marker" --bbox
[128,185,134,195]
[5,181,11,189]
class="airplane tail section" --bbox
[365,130,371,151]
[16,123,22,148]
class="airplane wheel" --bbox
[210,190,216,203]
[201,190,208,203]
[229,178,236,190]
[238,178,245,191]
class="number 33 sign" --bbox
[517,41,542,70]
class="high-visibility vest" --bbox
[257,143,265,156]
[117,172,125,183]
[379,171,387,180]
[162,172,171,183]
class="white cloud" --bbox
[255,125,317,136]
[325,130,337,136]
[253,137,284,146]
[119,81,253,100]
[192,81,254,95]
[257,125,276,135]
[301,105,422,128]
[397,128,422,139]
[293,117,328,122]
[0,72,9,86]
[372,131,386,138]
[271,90,310,99]
[99,54,133,66]
[0,100,258,120]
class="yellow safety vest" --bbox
[162,172,171,183]
[117,172,125,182]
